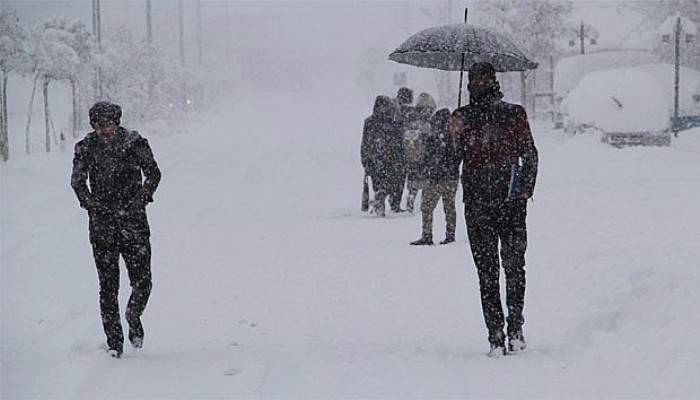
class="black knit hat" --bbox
[468,62,497,82]
[89,102,122,127]
[397,87,413,105]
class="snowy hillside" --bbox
[2,80,700,398]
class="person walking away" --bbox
[361,96,404,217]
[410,108,459,245]
[403,92,436,213]
[449,63,538,357]
[71,102,161,358]
[392,86,415,212]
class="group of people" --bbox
[70,62,537,360]
[360,86,460,245]
[360,62,539,357]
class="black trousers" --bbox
[92,238,152,352]
[371,175,403,212]
[464,199,527,341]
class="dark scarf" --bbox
[468,80,504,108]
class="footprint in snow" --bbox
[238,319,257,328]
[224,367,243,376]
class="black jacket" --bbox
[71,127,161,244]
[361,97,405,182]
[424,108,460,182]
[449,98,538,206]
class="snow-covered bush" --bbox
[0,7,32,160]
[99,28,190,122]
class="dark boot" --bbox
[375,203,386,217]
[410,235,433,246]
[406,193,416,214]
[508,329,526,352]
[126,309,144,349]
[439,233,455,245]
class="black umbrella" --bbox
[389,13,538,107]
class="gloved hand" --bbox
[128,189,152,211]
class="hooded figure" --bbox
[361,95,405,216]
[410,107,460,246]
[397,86,413,106]
[388,87,415,211]
[448,62,538,357]
[402,92,436,213]
[71,102,161,358]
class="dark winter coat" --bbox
[71,127,161,245]
[361,96,405,182]
[424,108,460,182]
[449,98,538,205]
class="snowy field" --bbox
[2,81,700,398]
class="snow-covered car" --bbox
[552,51,659,129]
[561,63,700,147]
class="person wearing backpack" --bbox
[402,92,436,213]
[410,108,460,245]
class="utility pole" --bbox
[92,0,103,99]
[178,0,185,67]
[146,0,154,103]
[197,0,202,66]
[660,13,696,136]
[225,1,231,67]
[549,55,555,122]
[146,0,152,43]
[92,0,96,36]
[579,20,585,54]
[673,15,681,135]
[178,0,187,110]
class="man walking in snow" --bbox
[449,63,538,357]
[71,102,161,358]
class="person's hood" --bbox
[415,92,436,117]
[373,95,398,120]
[397,87,413,105]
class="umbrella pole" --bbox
[457,8,468,108]
[458,53,465,108]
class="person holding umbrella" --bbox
[449,62,538,357]
[388,14,539,356]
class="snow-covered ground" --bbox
[2,82,700,398]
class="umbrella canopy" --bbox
[389,23,538,72]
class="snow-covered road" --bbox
[3,86,700,398]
